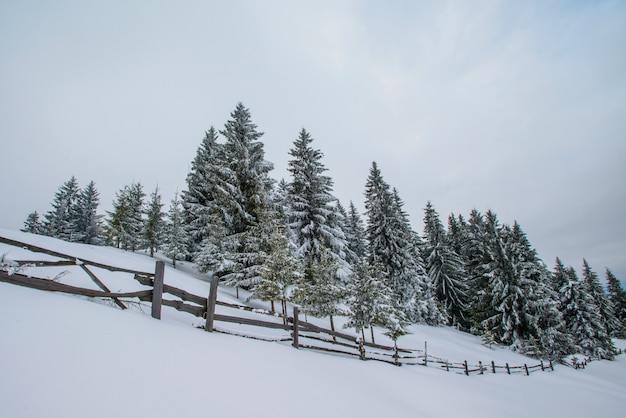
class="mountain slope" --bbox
[1,230,625,418]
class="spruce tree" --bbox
[162,192,189,268]
[286,128,349,280]
[446,213,467,258]
[74,181,102,245]
[22,211,43,234]
[143,185,165,257]
[582,260,622,337]
[43,176,80,241]
[251,227,302,315]
[291,246,345,334]
[606,269,626,337]
[344,258,398,343]
[422,201,468,326]
[105,182,145,251]
[181,126,235,258]
[559,265,615,359]
[216,103,275,288]
[478,213,567,356]
[364,162,440,324]
[344,201,368,261]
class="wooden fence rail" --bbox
[1,234,561,376]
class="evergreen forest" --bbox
[22,103,626,360]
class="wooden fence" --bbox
[0,234,555,376]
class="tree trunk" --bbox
[172,258,177,268]
[270,299,275,314]
[329,315,336,342]
[370,327,375,344]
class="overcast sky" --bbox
[1,1,625,284]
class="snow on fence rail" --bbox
[0,234,554,376]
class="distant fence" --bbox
[1,234,555,376]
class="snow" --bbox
[1,229,625,417]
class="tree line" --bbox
[22,103,626,359]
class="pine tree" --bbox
[477,213,568,356]
[344,258,398,343]
[446,213,466,258]
[364,162,440,324]
[344,201,368,261]
[605,269,626,337]
[422,202,468,326]
[43,176,80,241]
[162,192,189,268]
[582,260,622,337]
[105,182,145,251]
[251,228,302,315]
[74,181,102,245]
[181,126,235,258]
[559,265,614,359]
[21,211,43,234]
[143,185,164,257]
[217,103,275,288]
[286,128,349,280]
[291,246,345,334]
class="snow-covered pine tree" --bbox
[582,260,622,337]
[162,192,189,268]
[344,201,368,262]
[217,103,275,288]
[251,227,302,315]
[124,182,145,251]
[477,213,568,356]
[344,258,397,343]
[291,246,345,334]
[181,126,235,258]
[105,182,145,251]
[21,211,43,234]
[143,185,165,257]
[74,181,103,245]
[605,268,626,337]
[286,128,350,280]
[461,209,490,330]
[446,213,466,258]
[43,176,80,241]
[400,196,446,326]
[364,162,440,324]
[559,265,615,359]
[508,222,571,358]
[422,201,469,326]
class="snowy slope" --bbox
[1,230,625,418]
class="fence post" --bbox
[491,360,496,374]
[151,261,165,319]
[540,361,545,371]
[505,363,510,375]
[524,364,529,376]
[479,361,484,375]
[549,360,554,371]
[464,360,469,376]
[358,338,365,360]
[292,307,300,349]
[424,341,428,366]
[205,275,219,332]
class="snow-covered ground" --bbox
[1,230,625,418]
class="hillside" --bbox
[1,230,625,418]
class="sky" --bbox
[1,0,625,283]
